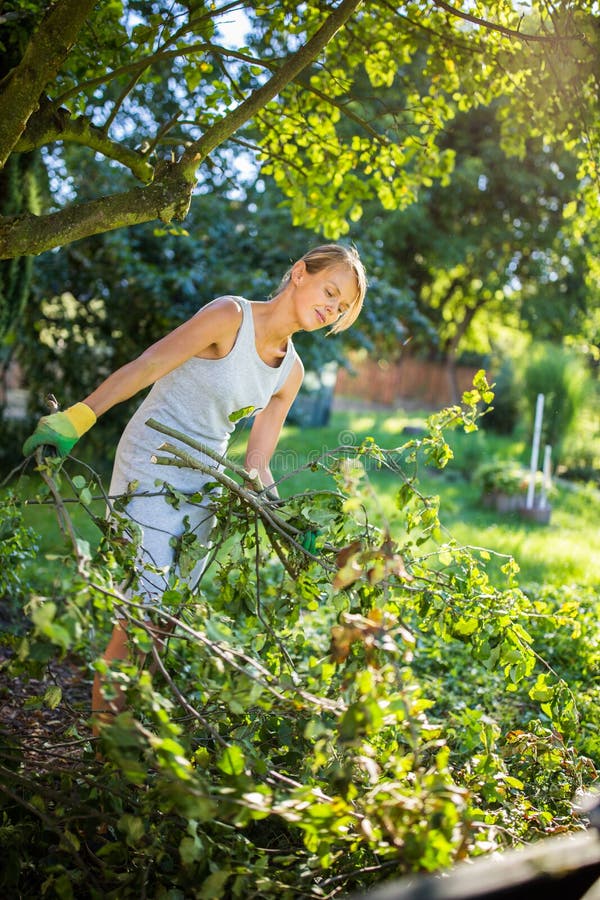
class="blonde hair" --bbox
[280,244,367,333]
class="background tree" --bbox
[357,105,589,401]
[0,4,48,391]
[1,1,598,266]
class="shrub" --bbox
[0,492,38,611]
[482,356,520,435]
[474,459,536,497]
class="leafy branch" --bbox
[431,0,578,44]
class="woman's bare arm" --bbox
[83,298,242,417]
[245,359,304,493]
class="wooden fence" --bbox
[335,352,481,409]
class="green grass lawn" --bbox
[8,408,600,592]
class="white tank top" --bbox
[109,296,299,496]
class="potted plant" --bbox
[474,459,546,514]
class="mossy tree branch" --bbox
[0,163,195,259]
[0,0,97,170]
[15,101,155,184]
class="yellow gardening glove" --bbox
[22,403,96,457]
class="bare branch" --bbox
[145,417,263,489]
[149,642,229,748]
[150,442,305,549]
[201,131,307,178]
[151,605,344,713]
[32,451,88,574]
[0,163,194,259]
[52,41,272,114]
[378,2,482,54]
[51,41,213,107]
[143,113,185,158]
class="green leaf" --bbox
[118,814,146,845]
[59,828,81,853]
[179,834,204,866]
[53,873,75,900]
[31,601,56,628]
[76,538,91,558]
[217,744,246,776]
[503,775,524,790]
[453,617,478,637]
[396,482,414,509]
[529,673,555,703]
[44,685,62,709]
[229,405,255,423]
[199,870,230,899]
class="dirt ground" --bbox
[0,613,93,770]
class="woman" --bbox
[23,243,367,725]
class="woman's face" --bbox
[291,262,357,331]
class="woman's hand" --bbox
[22,403,96,457]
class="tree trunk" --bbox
[444,299,486,405]
[0,0,98,170]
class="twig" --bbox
[150,442,327,566]
[431,0,573,43]
[253,516,297,671]
[132,605,344,714]
[33,451,88,574]
[149,642,228,747]
[266,769,363,823]
[146,418,263,489]
[0,457,30,488]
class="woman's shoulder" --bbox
[204,294,247,316]
[289,341,304,372]
[196,295,246,333]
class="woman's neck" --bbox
[252,288,299,355]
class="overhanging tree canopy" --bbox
[0,1,598,262]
